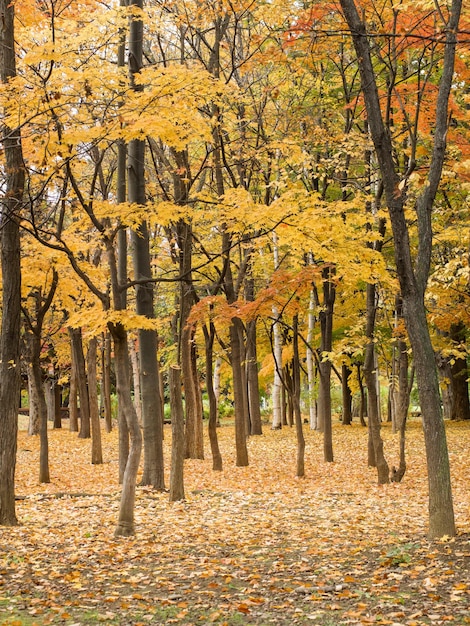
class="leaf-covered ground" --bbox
[1,419,469,626]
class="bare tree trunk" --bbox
[0,0,24,526]
[307,290,317,429]
[101,332,113,432]
[342,364,353,425]
[26,335,49,483]
[364,283,390,484]
[53,383,62,429]
[69,357,79,432]
[128,0,164,488]
[203,324,222,471]
[27,364,40,436]
[449,322,470,420]
[169,366,185,501]
[70,327,91,439]
[293,314,305,477]
[129,337,142,424]
[245,272,262,435]
[112,324,142,537]
[87,337,103,465]
[230,319,249,466]
[317,268,335,462]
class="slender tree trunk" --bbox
[70,328,91,438]
[449,322,470,420]
[128,0,165,488]
[102,332,113,432]
[364,283,390,484]
[391,298,412,482]
[293,314,305,477]
[203,324,222,471]
[342,364,353,425]
[53,383,62,429]
[246,319,262,435]
[38,376,50,484]
[129,338,142,424]
[69,357,79,432]
[245,273,262,435]
[307,289,317,429]
[169,366,185,501]
[317,268,335,462]
[112,324,142,537]
[271,233,283,430]
[0,0,24,526]
[191,338,205,455]
[26,335,49,483]
[27,364,40,436]
[87,337,103,465]
[230,320,249,466]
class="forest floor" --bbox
[0,418,469,626]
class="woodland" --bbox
[0,0,470,617]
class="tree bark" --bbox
[169,366,185,501]
[101,332,113,432]
[0,0,24,526]
[293,313,305,477]
[203,323,222,471]
[111,323,142,537]
[87,337,103,465]
[27,364,40,436]
[317,268,335,462]
[69,357,79,432]
[70,327,91,439]
[449,322,470,420]
[128,0,165,488]
[364,283,390,484]
[341,364,353,425]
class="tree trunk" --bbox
[245,272,262,435]
[111,323,142,537]
[391,299,412,482]
[101,332,113,432]
[129,337,142,424]
[0,0,24,526]
[230,319,249,466]
[27,364,40,436]
[128,0,165,487]
[364,283,390,484]
[271,233,283,430]
[38,377,50,484]
[341,363,353,425]
[70,327,91,439]
[203,324,222,471]
[246,319,262,435]
[169,366,185,501]
[317,268,335,462]
[53,383,62,429]
[307,290,317,429]
[449,322,470,420]
[69,357,79,432]
[25,334,49,483]
[405,295,456,536]
[339,0,460,537]
[87,337,103,465]
[293,313,305,477]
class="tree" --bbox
[0,0,25,526]
[128,0,165,489]
[339,0,462,538]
